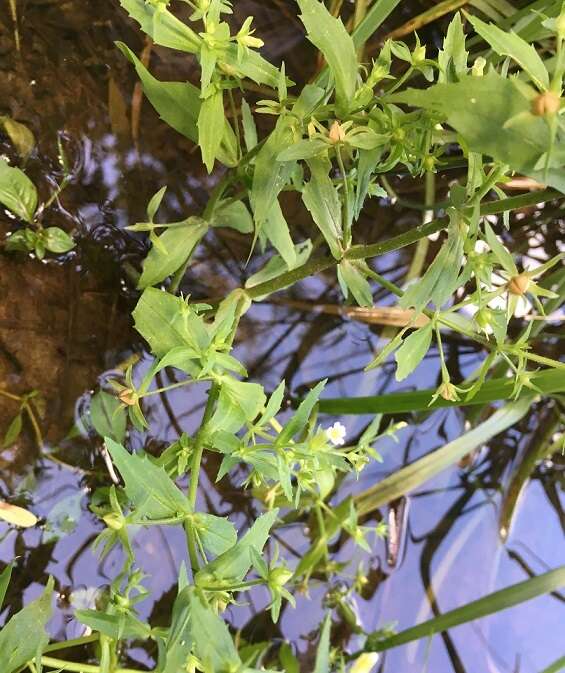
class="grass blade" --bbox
[354,398,531,516]
[318,368,565,414]
[367,566,565,652]
[352,0,402,48]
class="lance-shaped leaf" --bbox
[394,322,433,382]
[189,592,242,672]
[303,156,343,259]
[117,43,238,168]
[133,288,210,358]
[438,13,468,83]
[195,509,278,584]
[400,210,464,313]
[138,217,209,288]
[198,88,226,174]
[106,438,191,521]
[297,0,357,113]
[313,613,332,673]
[466,13,548,90]
[0,577,53,673]
[119,0,200,53]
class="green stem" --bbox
[185,382,220,571]
[335,145,352,248]
[43,634,99,653]
[405,170,435,281]
[40,657,144,673]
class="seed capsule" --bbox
[329,120,346,144]
[531,91,561,116]
[118,388,138,406]
[508,273,530,296]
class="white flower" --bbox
[326,422,346,446]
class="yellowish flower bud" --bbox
[508,273,531,295]
[531,91,561,116]
[329,120,346,144]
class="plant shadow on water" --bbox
[0,1,563,672]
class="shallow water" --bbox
[0,1,563,672]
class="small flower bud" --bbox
[531,91,561,116]
[508,273,530,295]
[471,57,486,77]
[474,307,493,330]
[413,45,426,64]
[269,567,293,587]
[118,388,138,406]
[329,120,346,144]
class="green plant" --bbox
[1,0,564,671]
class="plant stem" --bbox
[185,382,220,570]
[405,170,435,281]
[40,657,144,673]
[335,145,352,248]
[43,634,99,653]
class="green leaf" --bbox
[43,227,75,254]
[194,513,237,556]
[147,186,167,221]
[2,414,22,448]
[138,217,208,288]
[337,260,373,307]
[303,156,343,259]
[198,89,226,174]
[0,159,37,223]
[189,591,241,672]
[389,74,558,190]
[133,288,210,358]
[196,509,278,584]
[245,240,313,294]
[318,367,565,414]
[355,399,531,515]
[277,380,325,446]
[484,221,518,275]
[106,437,191,521]
[90,390,127,443]
[466,13,549,90]
[75,609,151,640]
[369,566,565,652]
[211,200,254,234]
[438,13,468,83]
[119,0,200,53]
[313,613,332,673]
[277,138,328,162]
[279,642,300,673]
[0,116,35,159]
[223,43,282,88]
[351,0,401,50]
[116,42,237,168]
[400,211,464,313]
[0,577,53,673]
[209,378,266,434]
[394,322,433,382]
[0,563,13,612]
[251,115,295,227]
[162,587,193,673]
[262,200,297,269]
[241,99,258,151]
[297,0,357,113]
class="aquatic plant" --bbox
[0,0,564,671]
